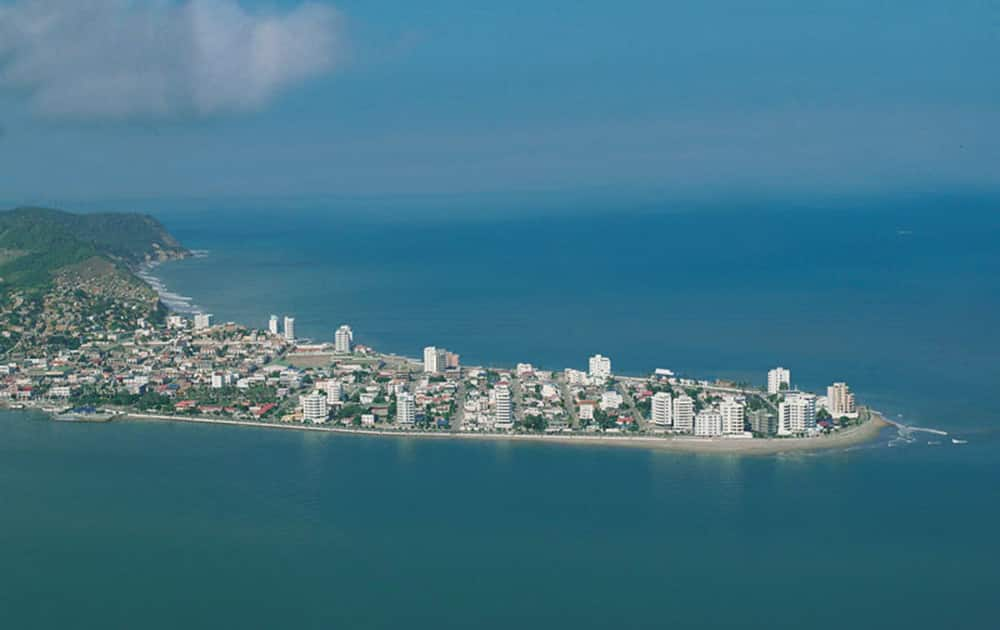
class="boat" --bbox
[52,406,116,423]
[951,438,968,445]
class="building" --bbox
[588,354,612,379]
[268,315,279,335]
[672,394,695,433]
[193,312,213,330]
[495,384,513,428]
[423,346,447,373]
[827,382,857,417]
[694,409,723,437]
[749,409,777,436]
[778,392,817,435]
[564,368,588,385]
[211,372,224,389]
[767,367,791,394]
[651,392,673,426]
[444,351,460,370]
[335,325,353,354]
[600,390,623,411]
[324,380,343,402]
[283,316,296,342]
[397,392,416,425]
[720,399,746,434]
[301,391,329,424]
[166,315,186,329]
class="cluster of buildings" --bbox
[423,346,460,374]
[3,302,862,441]
[267,314,296,342]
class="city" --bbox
[0,309,876,451]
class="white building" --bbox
[694,409,723,437]
[495,384,513,428]
[826,382,857,417]
[651,392,673,426]
[720,399,746,435]
[423,346,447,374]
[516,363,535,377]
[564,369,588,385]
[778,392,817,435]
[588,354,612,380]
[268,315,279,335]
[301,391,329,424]
[397,392,416,425]
[166,315,186,329]
[335,325,353,354]
[49,385,72,398]
[211,372,225,389]
[324,380,343,402]
[283,316,296,342]
[600,390,623,411]
[767,367,791,394]
[193,313,213,330]
[672,394,695,433]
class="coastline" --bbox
[115,409,891,455]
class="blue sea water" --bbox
[2,193,999,628]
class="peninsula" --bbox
[0,208,888,452]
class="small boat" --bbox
[951,438,968,445]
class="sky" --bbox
[0,0,998,205]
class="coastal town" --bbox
[0,307,872,447]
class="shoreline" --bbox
[113,409,891,455]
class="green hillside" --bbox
[0,207,188,293]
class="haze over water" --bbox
[3,193,999,628]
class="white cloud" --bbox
[0,0,342,118]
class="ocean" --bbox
[2,193,999,628]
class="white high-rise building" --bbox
[283,316,296,342]
[778,393,817,435]
[720,399,746,434]
[324,380,343,402]
[651,392,673,426]
[335,325,353,354]
[193,313,213,330]
[211,372,224,389]
[672,394,695,433]
[826,382,857,417]
[424,346,447,373]
[495,384,513,428]
[301,391,329,424]
[588,354,612,379]
[268,315,279,335]
[767,367,791,394]
[397,392,416,425]
[694,409,723,437]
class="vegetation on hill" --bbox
[0,207,188,356]
[0,207,188,294]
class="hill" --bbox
[0,207,188,292]
[0,207,189,356]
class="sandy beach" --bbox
[119,408,891,455]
